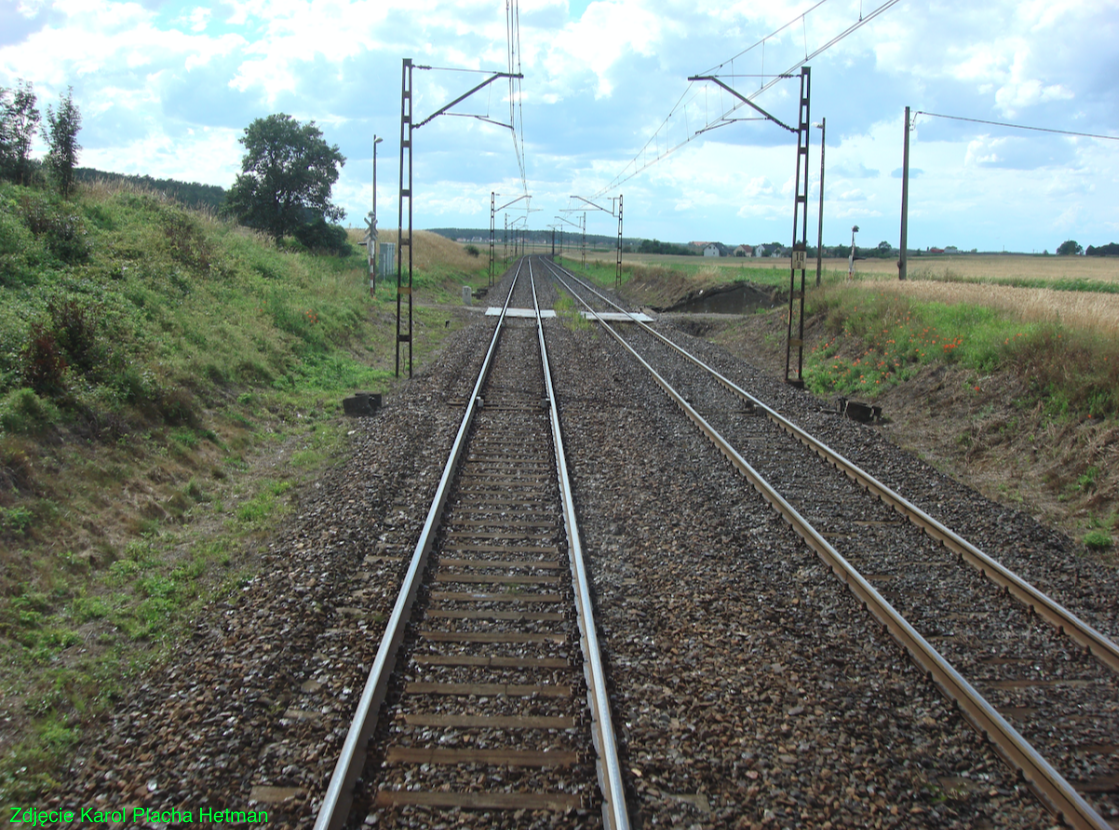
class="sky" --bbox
[2,0,1117,253]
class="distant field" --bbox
[574,250,1119,336]
[581,251,1119,283]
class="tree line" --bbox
[72,168,227,212]
[0,79,81,197]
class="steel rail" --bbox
[541,258,1112,830]
[528,258,630,830]
[548,260,1119,677]
[314,259,525,830]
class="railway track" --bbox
[542,256,1119,829]
[315,259,626,829]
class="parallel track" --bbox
[315,259,627,829]
[543,255,1119,830]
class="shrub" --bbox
[464,244,480,258]
[0,505,33,534]
[1084,529,1112,550]
[156,387,198,427]
[0,388,62,434]
[18,194,90,264]
[162,210,212,273]
[20,324,68,397]
[293,218,352,256]
[47,298,102,374]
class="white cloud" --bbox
[1,0,1116,251]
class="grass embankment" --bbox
[0,180,486,800]
[561,252,1119,556]
[799,277,1119,553]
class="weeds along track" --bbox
[317,259,626,829]
[542,257,1119,829]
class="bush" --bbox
[0,207,40,286]
[162,210,212,273]
[1084,529,1112,550]
[0,388,62,434]
[47,298,102,374]
[17,193,90,264]
[293,217,352,256]
[20,324,68,397]
[464,244,480,258]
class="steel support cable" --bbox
[915,111,1119,142]
[598,0,903,197]
[527,259,630,829]
[551,263,1119,677]
[540,258,1112,830]
[314,260,525,830]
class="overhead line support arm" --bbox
[414,73,524,130]
[687,75,797,133]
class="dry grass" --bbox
[867,280,1119,338]
[589,251,1119,283]
[852,254,1119,283]
[587,250,794,272]
[346,229,485,273]
[608,250,1119,336]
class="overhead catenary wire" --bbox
[915,111,1119,142]
[596,0,903,198]
[507,0,529,198]
[700,0,831,76]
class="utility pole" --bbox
[784,66,811,388]
[848,224,859,281]
[365,135,383,296]
[490,192,496,285]
[393,57,524,378]
[899,105,911,281]
[581,213,586,269]
[570,195,623,285]
[688,65,811,386]
[555,215,583,263]
[615,194,623,287]
[814,118,825,287]
[396,59,414,379]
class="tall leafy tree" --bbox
[226,114,345,245]
[46,87,82,198]
[0,79,41,185]
[1057,239,1083,256]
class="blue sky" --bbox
[3,0,1117,252]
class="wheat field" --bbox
[845,256,1119,336]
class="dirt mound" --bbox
[620,264,779,312]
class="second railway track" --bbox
[543,256,1119,828]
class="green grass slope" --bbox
[0,179,486,800]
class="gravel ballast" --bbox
[54,259,1106,829]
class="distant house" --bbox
[734,244,753,257]
[703,244,721,257]
[928,247,945,254]
[944,246,958,253]
[752,243,788,258]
